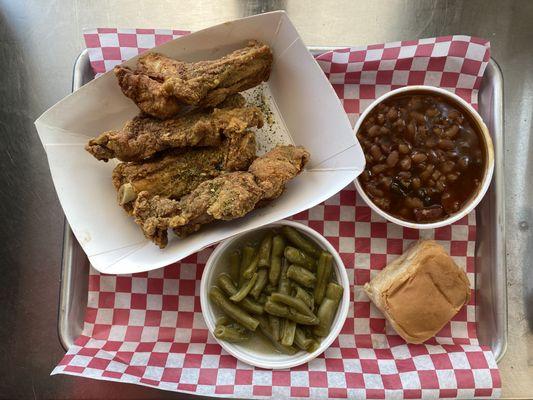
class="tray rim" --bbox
[58,47,507,362]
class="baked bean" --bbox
[379,137,393,154]
[433,127,444,136]
[398,143,410,154]
[387,151,399,167]
[446,173,458,182]
[393,118,406,132]
[405,197,424,209]
[397,171,412,179]
[371,164,387,174]
[411,153,428,164]
[368,125,381,137]
[448,110,463,123]
[444,125,459,139]
[399,157,411,170]
[380,126,391,135]
[379,176,392,189]
[426,107,440,117]
[370,145,383,161]
[420,170,431,182]
[439,161,454,173]
[367,185,384,197]
[436,181,446,192]
[410,112,425,124]
[374,198,391,210]
[357,93,485,223]
[386,107,398,121]
[426,136,439,148]
[438,139,455,150]
[436,150,447,163]
[406,123,416,141]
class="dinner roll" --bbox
[363,240,470,344]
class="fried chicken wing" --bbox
[85,96,262,162]
[132,145,310,248]
[113,131,256,213]
[115,41,272,118]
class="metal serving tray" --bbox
[58,48,507,361]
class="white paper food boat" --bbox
[35,11,365,274]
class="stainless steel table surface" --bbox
[0,0,531,398]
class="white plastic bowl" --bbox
[353,85,495,229]
[200,220,350,369]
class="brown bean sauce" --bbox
[357,93,485,223]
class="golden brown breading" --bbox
[249,145,310,200]
[85,99,262,162]
[112,131,256,213]
[115,41,272,118]
[132,145,310,248]
[134,173,263,248]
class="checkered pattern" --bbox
[52,31,500,398]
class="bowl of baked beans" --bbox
[354,86,494,229]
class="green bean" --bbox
[282,226,320,257]
[314,251,333,305]
[229,250,241,283]
[294,327,314,351]
[257,293,268,305]
[209,287,259,331]
[313,282,344,337]
[264,300,319,325]
[217,274,264,315]
[268,315,281,342]
[250,269,268,300]
[284,246,317,271]
[278,259,291,295]
[240,246,255,286]
[242,253,259,280]
[214,324,249,343]
[271,292,316,318]
[257,316,298,355]
[230,273,258,302]
[281,319,297,347]
[307,340,320,353]
[216,315,232,327]
[287,264,316,288]
[263,284,277,295]
[294,286,314,310]
[217,273,238,294]
[258,233,273,268]
[269,235,285,286]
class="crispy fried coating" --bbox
[112,132,256,213]
[132,145,310,248]
[115,40,272,118]
[85,96,262,162]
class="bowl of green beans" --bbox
[200,220,350,369]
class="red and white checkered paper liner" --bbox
[52,31,500,399]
